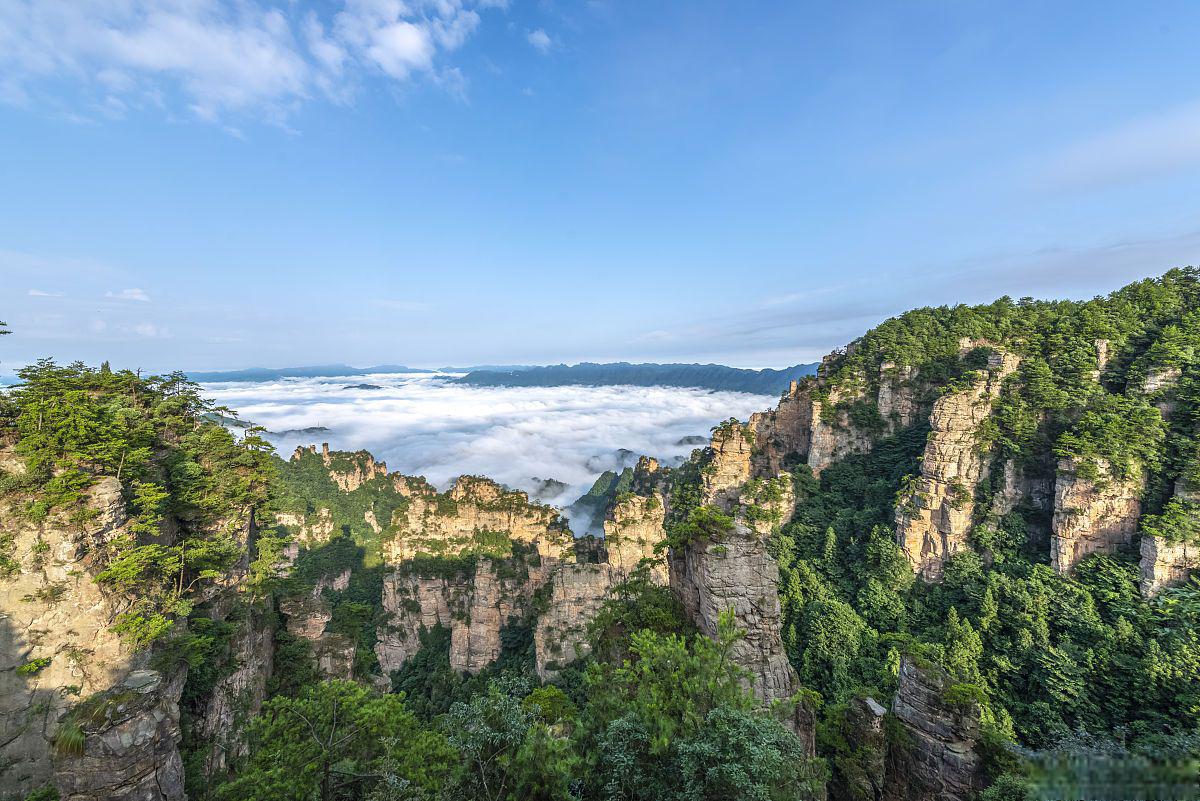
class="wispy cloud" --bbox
[0,1,507,124]
[133,322,170,338]
[526,28,553,53]
[1044,101,1200,189]
[106,287,151,302]
[27,289,63,297]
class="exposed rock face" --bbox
[1140,535,1198,597]
[877,362,922,430]
[534,563,615,678]
[0,478,137,797]
[896,351,1019,580]
[747,380,815,476]
[669,522,808,734]
[54,669,187,801]
[279,593,355,680]
[808,382,874,476]
[884,657,984,801]
[602,494,668,584]
[835,696,888,801]
[386,476,573,562]
[192,604,274,777]
[988,459,1053,520]
[376,556,555,676]
[701,423,756,507]
[744,356,926,482]
[1051,458,1144,574]
[277,507,335,544]
[1092,339,1111,380]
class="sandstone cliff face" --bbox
[883,657,984,801]
[0,477,147,798]
[54,669,187,801]
[896,351,1019,580]
[747,380,815,476]
[701,423,756,507]
[386,476,573,562]
[279,591,356,681]
[668,521,813,749]
[1139,536,1198,597]
[1051,458,1144,575]
[533,563,616,678]
[1138,479,1199,597]
[191,603,274,778]
[376,556,555,676]
[602,494,668,584]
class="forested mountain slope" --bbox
[2,270,1199,801]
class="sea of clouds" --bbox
[202,373,774,520]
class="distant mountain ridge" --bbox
[186,361,819,393]
[186,363,533,382]
[455,361,820,394]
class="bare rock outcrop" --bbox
[0,478,139,797]
[602,494,668,584]
[1051,458,1144,574]
[376,555,555,676]
[191,603,274,778]
[1140,535,1198,597]
[701,422,756,507]
[54,669,187,801]
[1139,479,1199,597]
[668,522,809,737]
[386,476,573,562]
[896,350,1019,580]
[747,380,815,476]
[883,656,985,801]
[534,563,616,678]
[807,381,875,475]
[279,593,356,680]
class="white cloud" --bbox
[106,287,151,302]
[133,322,170,337]
[90,319,108,333]
[27,289,62,297]
[201,374,773,532]
[0,0,505,123]
[526,28,552,53]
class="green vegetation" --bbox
[6,271,1200,800]
[0,360,283,651]
[764,269,1200,794]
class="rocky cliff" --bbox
[895,347,1019,580]
[0,476,139,799]
[883,656,985,801]
[1051,457,1144,575]
[1138,479,1199,596]
[668,520,815,750]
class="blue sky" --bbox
[3,1,1200,373]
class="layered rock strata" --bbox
[895,350,1019,580]
[668,521,814,750]
[1051,458,1144,574]
[883,656,985,801]
[0,477,154,798]
[533,563,616,678]
[53,669,187,801]
[1139,480,1199,597]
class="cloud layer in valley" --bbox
[202,373,771,528]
